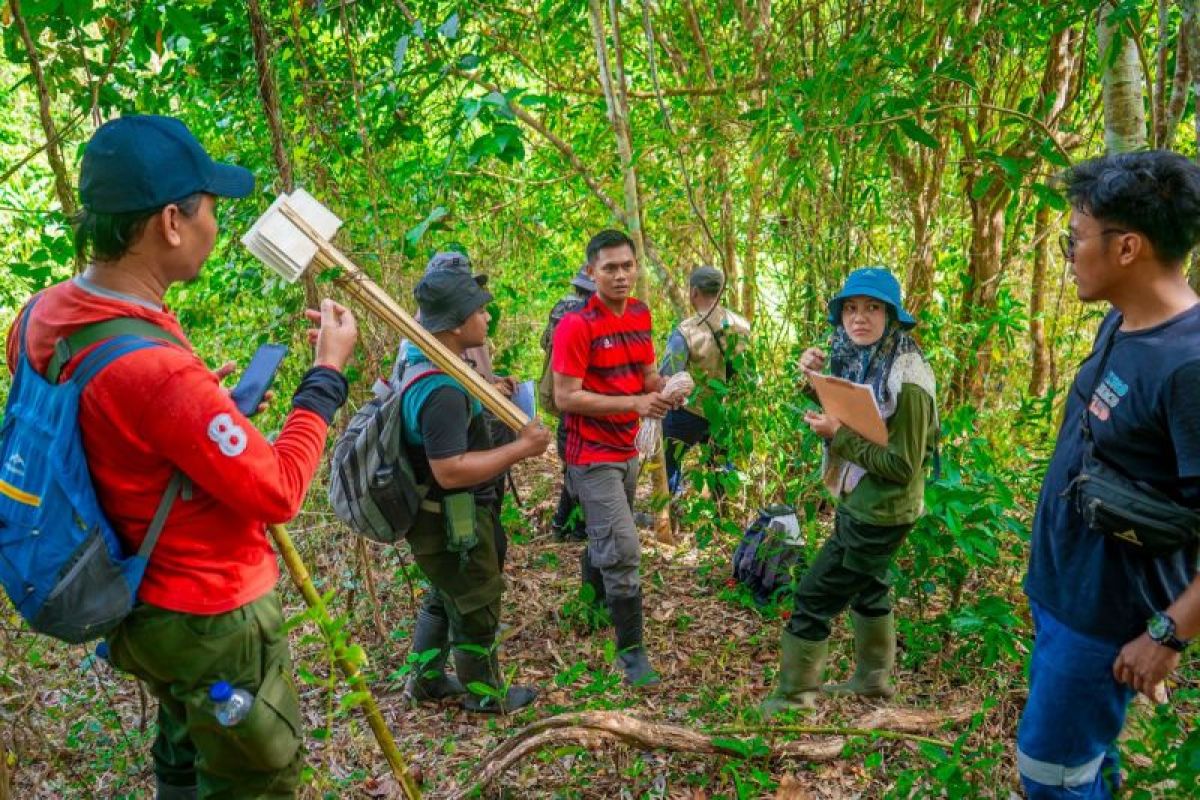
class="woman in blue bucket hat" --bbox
[762,267,938,715]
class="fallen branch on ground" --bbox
[452,705,977,797]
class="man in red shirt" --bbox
[6,115,357,798]
[552,230,675,687]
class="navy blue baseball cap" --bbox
[827,267,916,329]
[80,115,254,214]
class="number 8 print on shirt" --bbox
[208,413,248,457]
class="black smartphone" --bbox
[230,343,289,417]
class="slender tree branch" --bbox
[9,0,77,218]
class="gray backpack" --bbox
[328,362,439,543]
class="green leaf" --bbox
[466,681,504,699]
[1031,182,1067,211]
[61,0,91,24]
[164,6,203,41]
[897,119,940,150]
[710,736,754,758]
[1040,137,1071,168]
[405,206,448,245]
[971,172,996,200]
[20,0,61,17]
[337,690,371,712]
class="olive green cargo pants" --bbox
[406,497,506,645]
[107,591,303,799]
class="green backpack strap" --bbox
[46,317,184,384]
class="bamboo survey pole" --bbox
[268,524,422,800]
[277,202,530,432]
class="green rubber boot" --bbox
[760,631,829,717]
[823,611,896,699]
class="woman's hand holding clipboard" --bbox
[803,370,889,446]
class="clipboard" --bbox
[805,370,888,446]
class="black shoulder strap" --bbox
[46,317,184,383]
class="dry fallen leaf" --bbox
[774,774,814,800]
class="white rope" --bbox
[635,372,695,459]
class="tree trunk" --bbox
[589,0,672,541]
[1162,13,1192,151]
[10,0,77,221]
[249,0,293,193]
[742,154,765,320]
[248,0,319,307]
[1183,0,1200,155]
[951,183,1007,405]
[1028,205,1052,397]
[589,0,650,297]
[1098,0,1148,153]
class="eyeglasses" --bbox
[1058,228,1128,260]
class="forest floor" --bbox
[1,449,1089,799]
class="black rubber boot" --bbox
[453,644,537,714]
[608,592,660,687]
[402,605,465,703]
[552,486,587,541]
[580,549,608,607]
[155,779,197,800]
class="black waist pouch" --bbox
[1067,448,1200,557]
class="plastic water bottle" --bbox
[94,641,110,661]
[209,681,254,726]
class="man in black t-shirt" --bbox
[396,269,550,713]
[1018,151,1200,799]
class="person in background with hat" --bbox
[419,251,514,397]
[410,251,519,568]
[659,265,752,500]
[539,265,596,542]
[762,266,937,716]
[5,114,358,798]
[395,268,550,712]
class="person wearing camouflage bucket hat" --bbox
[424,250,489,286]
[396,267,551,713]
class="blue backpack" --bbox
[0,297,186,643]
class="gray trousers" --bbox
[566,457,641,598]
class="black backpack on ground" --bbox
[732,505,807,606]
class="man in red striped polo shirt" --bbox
[552,230,677,687]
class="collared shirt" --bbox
[551,293,655,465]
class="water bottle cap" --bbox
[209,681,233,703]
[94,641,110,660]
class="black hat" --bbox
[689,265,724,294]
[425,250,487,287]
[570,264,596,293]
[80,115,253,214]
[414,270,493,333]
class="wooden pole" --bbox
[277,203,529,432]
[268,524,422,800]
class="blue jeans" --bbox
[1016,602,1135,799]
